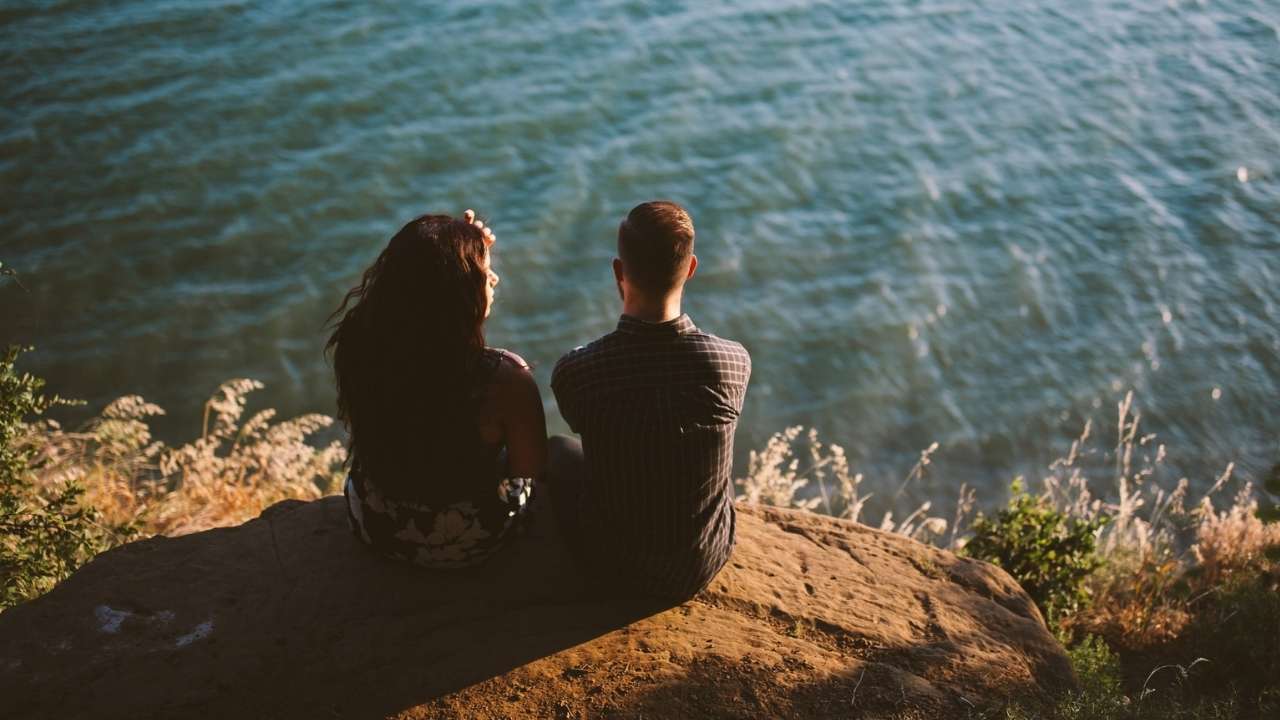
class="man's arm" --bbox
[550,350,585,434]
[720,340,753,415]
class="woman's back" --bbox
[327,213,547,569]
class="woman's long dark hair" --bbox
[325,214,493,502]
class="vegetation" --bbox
[0,347,345,610]
[49,377,347,537]
[964,479,1107,621]
[0,346,111,606]
[1261,463,1280,561]
[739,392,1280,718]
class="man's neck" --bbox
[622,292,683,323]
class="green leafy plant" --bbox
[0,346,105,609]
[1054,634,1130,719]
[1260,463,1280,562]
[964,479,1108,621]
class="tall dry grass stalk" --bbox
[23,380,346,538]
[736,426,949,543]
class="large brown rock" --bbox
[0,497,1073,719]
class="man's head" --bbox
[614,201,697,301]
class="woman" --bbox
[326,210,546,568]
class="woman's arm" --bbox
[495,353,548,479]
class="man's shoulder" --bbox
[686,330,751,364]
[690,329,748,353]
[551,332,617,384]
[553,324,750,385]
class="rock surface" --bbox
[1,497,1073,719]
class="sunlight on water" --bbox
[2,0,1278,503]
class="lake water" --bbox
[3,0,1278,510]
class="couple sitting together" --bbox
[326,201,752,601]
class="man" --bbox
[549,201,752,601]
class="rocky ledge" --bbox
[0,497,1073,719]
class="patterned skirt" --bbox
[343,472,534,569]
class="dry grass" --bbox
[24,379,1280,643]
[736,426,951,543]
[737,393,1279,714]
[22,379,346,539]
[33,378,1274,613]
[11,372,1276,712]
[736,391,1280,648]
[1049,394,1279,653]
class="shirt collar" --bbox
[616,313,697,336]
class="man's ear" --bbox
[686,254,698,280]
[612,258,626,301]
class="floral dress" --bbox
[344,470,533,568]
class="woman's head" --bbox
[325,214,500,498]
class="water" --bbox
[3,0,1278,510]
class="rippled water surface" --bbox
[3,0,1278,505]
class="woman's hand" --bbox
[463,209,496,247]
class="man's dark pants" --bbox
[545,435,587,565]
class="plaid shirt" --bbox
[551,313,752,598]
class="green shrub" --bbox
[1261,463,1280,562]
[1045,635,1130,720]
[0,346,107,609]
[964,479,1107,621]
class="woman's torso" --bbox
[344,347,535,568]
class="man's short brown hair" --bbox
[617,201,695,293]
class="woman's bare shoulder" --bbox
[485,348,539,403]
[488,347,532,372]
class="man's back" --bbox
[551,313,751,599]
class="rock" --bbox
[0,498,1074,719]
